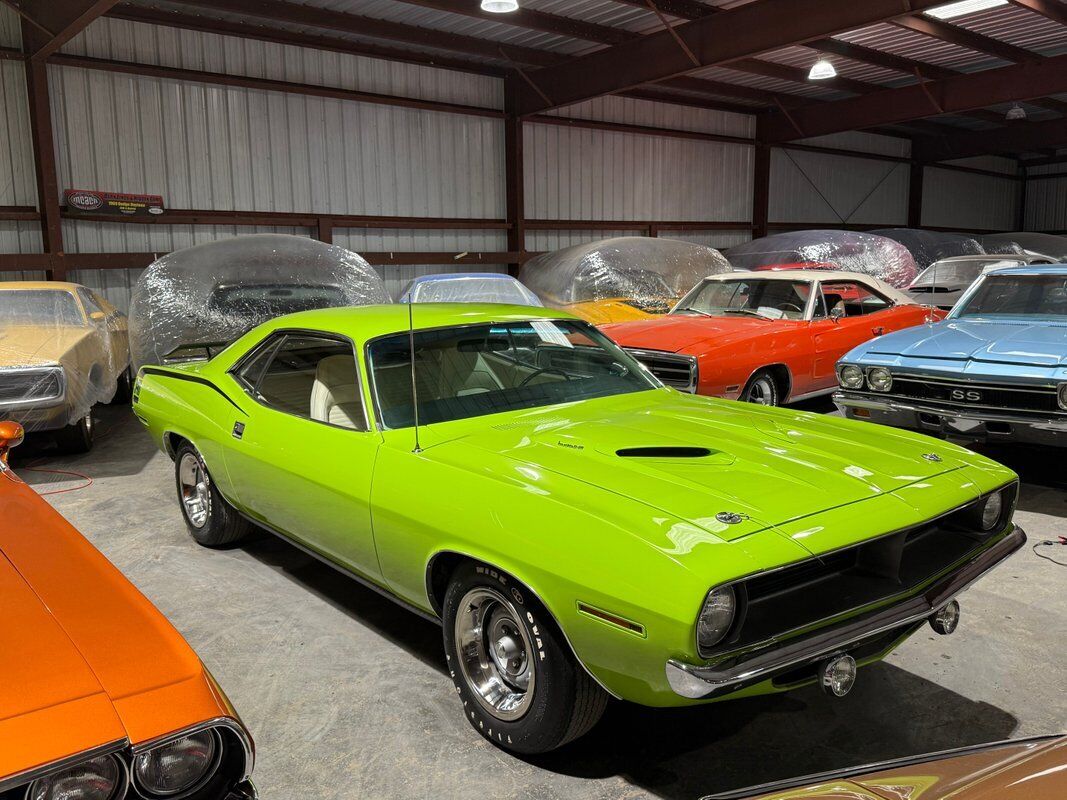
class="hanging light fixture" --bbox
[481,0,519,11]
[808,59,837,80]
[1005,103,1027,121]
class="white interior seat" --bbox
[310,355,364,430]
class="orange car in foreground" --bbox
[0,421,257,800]
[703,734,1067,800]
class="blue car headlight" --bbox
[1058,383,1067,411]
[837,364,864,390]
[866,367,893,392]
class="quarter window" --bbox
[817,281,892,318]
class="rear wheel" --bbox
[54,412,94,454]
[442,563,608,754]
[174,443,251,547]
[741,369,779,406]
[110,367,133,404]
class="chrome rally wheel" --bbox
[172,442,250,547]
[178,451,211,528]
[454,587,535,721]
[743,370,779,406]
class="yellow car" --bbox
[563,296,672,325]
[0,282,130,452]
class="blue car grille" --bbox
[890,377,1060,414]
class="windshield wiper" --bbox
[675,306,713,317]
[723,308,771,319]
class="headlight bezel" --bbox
[837,364,864,390]
[1057,382,1067,411]
[131,728,223,800]
[696,583,745,657]
[949,483,1017,535]
[866,367,893,393]
[25,751,128,800]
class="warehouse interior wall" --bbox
[0,7,1039,312]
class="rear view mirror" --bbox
[457,338,509,353]
[0,421,25,464]
[89,310,106,321]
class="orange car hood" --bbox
[0,471,233,779]
[604,315,792,354]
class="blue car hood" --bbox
[855,318,1067,368]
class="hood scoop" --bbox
[616,446,714,458]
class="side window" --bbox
[77,288,105,322]
[820,281,892,317]
[248,334,366,431]
[233,337,282,394]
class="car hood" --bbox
[438,392,968,552]
[0,473,232,775]
[855,318,1067,368]
[604,315,787,354]
[0,325,91,368]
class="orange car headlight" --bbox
[132,729,220,797]
[28,754,125,800]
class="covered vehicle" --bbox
[907,254,1051,310]
[727,231,918,288]
[982,232,1067,262]
[519,237,731,324]
[870,228,985,270]
[0,421,257,799]
[0,281,130,453]
[703,734,1067,800]
[604,270,940,405]
[836,264,1067,447]
[398,272,541,305]
[133,303,1022,755]
[129,234,388,369]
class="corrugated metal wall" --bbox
[0,7,39,259]
[922,165,1019,230]
[1025,163,1067,233]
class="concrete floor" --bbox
[14,403,1067,800]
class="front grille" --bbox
[706,484,1017,658]
[625,348,697,392]
[889,375,1060,414]
[0,368,64,405]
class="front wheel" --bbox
[54,412,94,454]
[174,443,251,547]
[741,369,780,406]
[442,563,608,754]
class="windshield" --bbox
[912,259,1028,288]
[368,319,657,429]
[208,284,345,317]
[673,278,811,320]
[0,290,84,326]
[955,275,1067,319]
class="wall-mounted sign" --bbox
[64,189,165,217]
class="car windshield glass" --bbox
[368,319,657,429]
[673,279,810,320]
[0,290,83,326]
[208,284,345,317]
[913,259,1027,287]
[955,275,1067,319]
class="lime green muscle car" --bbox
[132,304,1025,754]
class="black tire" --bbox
[54,412,94,454]
[173,443,251,547]
[740,369,780,406]
[110,366,133,404]
[442,562,608,754]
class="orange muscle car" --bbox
[605,270,943,405]
[0,421,257,800]
[703,734,1067,800]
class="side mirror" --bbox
[89,310,106,322]
[0,421,25,464]
[830,306,845,321]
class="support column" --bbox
[23,47,64,280]
[908,160,925,229]
[1015,165,1028,231]
[752,145,771,240]
[504,74,525,278]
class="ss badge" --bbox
[949,389,982,402]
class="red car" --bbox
[604,270,942,405]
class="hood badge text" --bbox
[922,453,942,463]
[715,512,749,525]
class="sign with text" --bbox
[64,189,165,217]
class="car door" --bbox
[224,331,384,580]
[810,280,898,389]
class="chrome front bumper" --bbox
[225,780,259,799]
[834,391,1067,446]
[665,526,1026,700]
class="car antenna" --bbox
[408,299,422,454]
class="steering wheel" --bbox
[519,367,573,387]
[777,302,804,313]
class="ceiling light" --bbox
[925,0,1008,20]
[1006,103,1027,121]
[481,0,518,11]
[808,59,837,80]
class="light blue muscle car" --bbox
[834,265,1067,446]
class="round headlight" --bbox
[838,364,864,389]
[29,754,123,800]
[697,585,736,651]
[1058,383,1067,411]
[980,491,1003,531]
[867,367,893,392]
[133,730,219,797]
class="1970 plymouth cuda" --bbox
[0,421,256,799]
[133,304,1024,754]
[0,281,130,453]
[835,265,1067,446]
[605,271,940,405]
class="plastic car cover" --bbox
[977,236,1026,257]
[519,237,731,315]
[726,230,918,288]
[398,273,542,305]
[982,232,1067,261]
[129,234,389,369]
[0,282,129,430]
[868,228,985,270]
